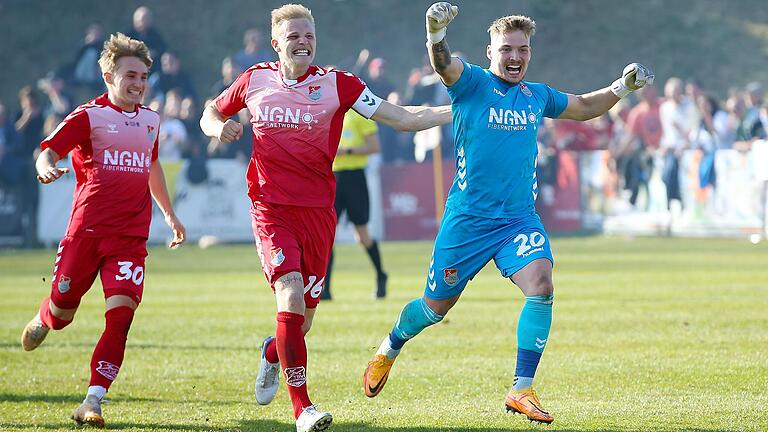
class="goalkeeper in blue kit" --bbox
[363,2,653,424]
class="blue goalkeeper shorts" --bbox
[423,207,553,300]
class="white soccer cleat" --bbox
[254,336,280,405]
[295,405,333,432]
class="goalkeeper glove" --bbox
[611,63,655,98]
[426,2,459,44]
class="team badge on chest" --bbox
[308,85,322,101]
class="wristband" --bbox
[427,28,446,44]
[610,78,632,99]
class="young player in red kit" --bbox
[199,4,450,431]
[20,33,186,428]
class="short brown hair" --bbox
[488,15,536,38]
[98,32,152,74]
[271,4,314,39]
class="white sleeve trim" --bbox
[351,86,383,119]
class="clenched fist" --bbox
[611,63,654,98]
[218,119,244,144]
[426,2,459,43]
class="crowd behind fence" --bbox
[1,6,766,247]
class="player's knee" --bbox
[105,306,135,337]
[424,295,458,316]
[42,297,77,329]
[301,319,313,335]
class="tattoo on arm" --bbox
[430,39,452,74]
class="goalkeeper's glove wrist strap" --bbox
[427,28,446,44]
[610,78,632,99]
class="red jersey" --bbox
[215,62,382,207]
[41,94,160,238]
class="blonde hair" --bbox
[487,15,536,38]
[271,4,314,39]
[98,32,152,74]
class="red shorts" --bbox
[250,201,336,309]
[49,235,148,309]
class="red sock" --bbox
[89,307,134,389]
[265,337,279,363]
[275,311,311,419]
[39,297,72,330]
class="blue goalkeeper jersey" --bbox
[445,61,569,218]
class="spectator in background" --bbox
[351,49,402,163]
[735,82,766,147]
[149,52,197,103]
[127,6,167,61]
[15,86,45,248]
[0,102,23,187]
[690,95,723,191]
[233,28,271,71]
[38,71,73,118]
[158,89,188,161]
[323,111,388,301]
[659,77,694,210]
[715,94,744,150]
[210,57,242,98]
[71,24,105,92]
[619,85,662,208]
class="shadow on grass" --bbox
[0,418,744,432]
[0,342,255,351]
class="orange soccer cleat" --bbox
[505,387,554,424]
[363,354,395,398]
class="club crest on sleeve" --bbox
[57,275,71,294]
[308,85,322,100]
[443,268,459,286]
[271,248,286,266]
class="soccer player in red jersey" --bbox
[20,33,186,428]
[199,4,451,431]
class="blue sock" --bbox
[514,295,553,390]
[388,298,444,350]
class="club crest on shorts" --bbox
[443,268,459,286]
[270,248,285,266]
[57,275,71,294]
[284,366,307,387]
[308,85,322,101]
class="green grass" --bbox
[1,237,767,431]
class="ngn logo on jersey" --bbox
[487,107,537,131]
[103,150,151,173]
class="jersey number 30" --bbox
[116,261,145,285]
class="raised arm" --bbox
[560,63,654,121]
[426,2,463,86]
[369,100,451,132]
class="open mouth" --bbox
[127,89,142,97]
[293,49,311,57]
[506,65,522,75]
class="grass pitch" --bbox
[1,236,766,431]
